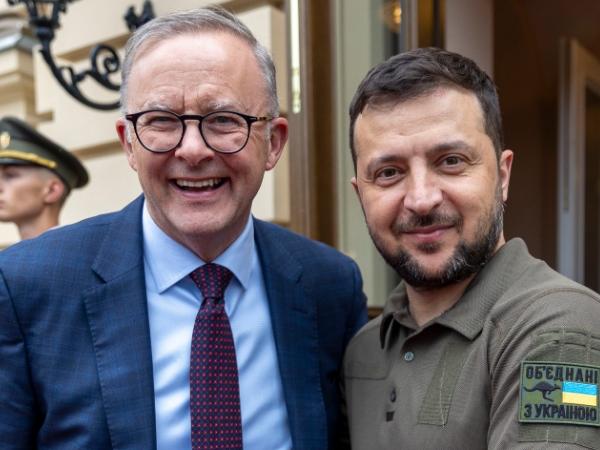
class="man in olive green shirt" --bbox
[345,47,600,449]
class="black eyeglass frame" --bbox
[124,109,274,154]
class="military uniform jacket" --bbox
[344,238,600,449]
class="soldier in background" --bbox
[0,116,88,240]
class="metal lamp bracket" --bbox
[6,0,155,110]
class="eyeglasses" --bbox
[124,109,273,154]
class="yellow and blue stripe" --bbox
[562,381,598,407]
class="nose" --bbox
[402,168,443,216]
[173,121,215,166]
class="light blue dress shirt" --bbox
[142,203,292,450]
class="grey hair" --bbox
[119,6,279,116]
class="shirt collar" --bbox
[379,238,532,347]
[142,201,255,293]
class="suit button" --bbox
[390,388,396,402]
[404,351,415,362]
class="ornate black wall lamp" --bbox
[6,0,155,110]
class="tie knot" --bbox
[190,263,233,303]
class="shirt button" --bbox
[390,388,396,403]
[404,351,415,362]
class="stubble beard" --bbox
[367,186,505,289]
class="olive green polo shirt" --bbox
[344,238,600,449]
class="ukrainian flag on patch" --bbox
[562,381,598,406]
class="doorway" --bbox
[584,89,600,291]
[557,39,600,288]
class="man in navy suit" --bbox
[0,6,367,450]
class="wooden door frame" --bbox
[557,38,600,282]
[284,0,337,244]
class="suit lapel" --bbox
[254,220,327,449]
[83,197,157,450]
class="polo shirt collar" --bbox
[142,201,254,293]
[379,238,532,347]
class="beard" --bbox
[367,186,505,289]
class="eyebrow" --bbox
[363,139,475,174]
[137,99,245,114]
[202,99,230,111]
[201,99,248,114]
[139,101,172,111]
[364,154,402,175]
[427,140,474,154]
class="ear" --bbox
[43,177,66,205]
[116,117,138,172]
[498,149,514,202]
[351,176,360,198]
[265,116,288,171]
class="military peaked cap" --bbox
[0,116,88,189]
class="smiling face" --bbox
[352,87,513,288]
[116,32,287,260]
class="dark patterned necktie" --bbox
[189,263,242,450]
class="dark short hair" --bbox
[349,47,504,170]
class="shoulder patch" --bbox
[519,361,600,427]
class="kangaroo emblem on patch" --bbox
[519,361,600,427]
[524,381,561,401]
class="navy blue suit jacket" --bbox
[0,196,367,450]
